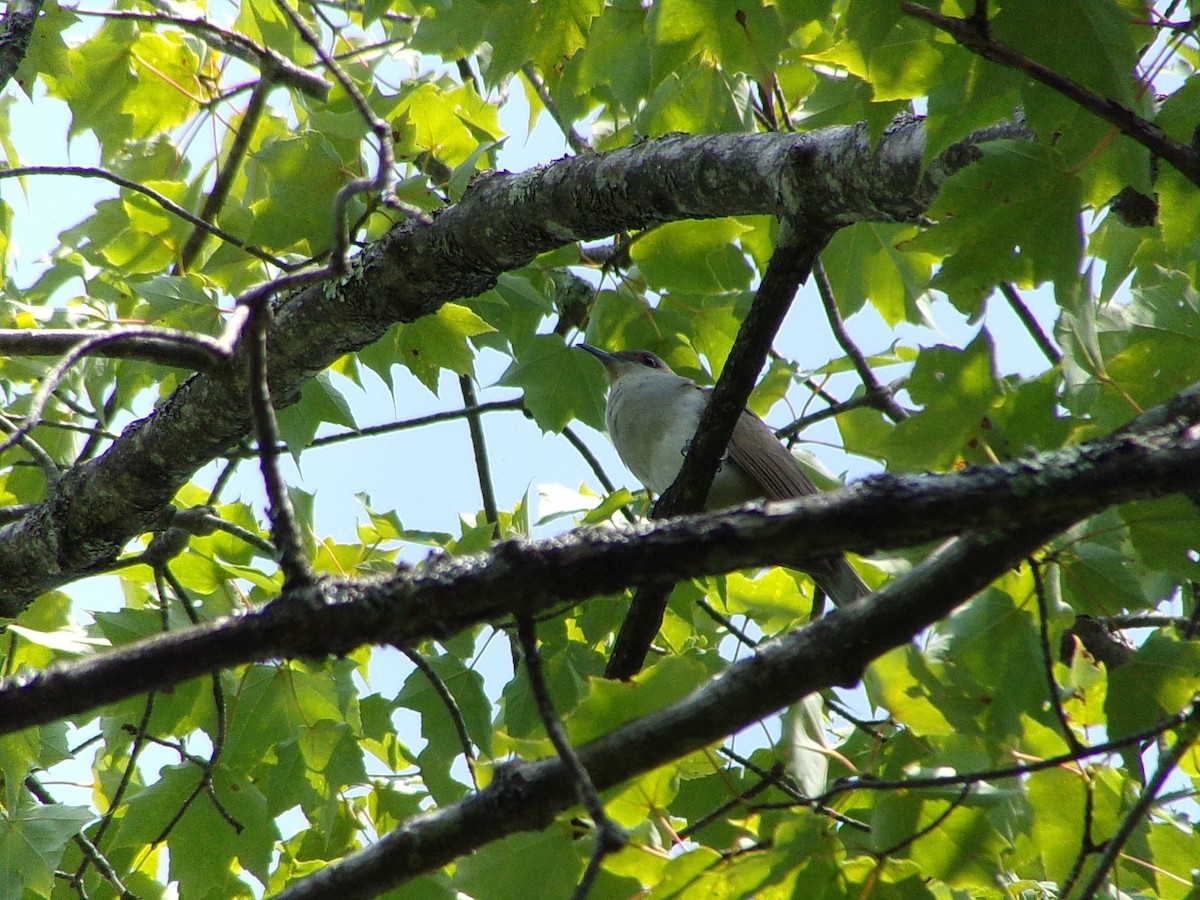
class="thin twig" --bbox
[677,769,778,838]
[455,58,482,97]
[1104,613,1192,631]
[0,166,290,268]
[243,298,314,589]
[178,77,274,272]
[0,329,225,460]
[75,386,121,463]
[1059,768,1099,900]
[1073,704,1200,898]
[695,598,758,650]
[315,399,525,448]
[560,424,636,524]
[0,415,60,484]
[775,384,909,441]
[999,283,1061,365]
[902,2,1200,187]
[272,0,399,271]
[721,745,869,830]
[515,616,626,899]
[401,648,478,789]
[817,700,1200,806]
[874,784,970,858]
[521,64,590,155]
[459,375,500,537]
[82,654,155,854]
[66,6,329,98]
[1031,558,1085,755]
[223,399,527,456]
[812,259,908,422]
[26,775,132,899]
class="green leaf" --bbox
[500,333,607,431]
[991,0,1144,108]
[646,0,795,83]
[456,823,583,900]
[276,371,358,456]
[877,332,1002,470]
[628,59,749,137]
[391,82,503,170]
[565,655,709,744]
[1106,632,1200,741]
[114,763,276,894]
[807,9,940,102]
[720,568,813,633]
[819,222,936,326]
[631,220,754,294]
[246,133,354,254]
[0,801,94,898]
[390,302,495,395]
[905,141,1083,314]
[49,24,200,151]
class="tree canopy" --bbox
[1,1,1199,898]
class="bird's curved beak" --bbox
[576,343,617,366]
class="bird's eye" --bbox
[638,353,659,368]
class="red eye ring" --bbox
[637,353,659,368]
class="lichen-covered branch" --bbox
[0,121,1028,614]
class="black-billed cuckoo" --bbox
[579,344,869,607]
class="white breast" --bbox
[606,371,703,495]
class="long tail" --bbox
[810,556,871,608]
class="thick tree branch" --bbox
[0,122,1030,614]
[274,527,1075,899]
[2,385,1198,734]
[0,0,43,91]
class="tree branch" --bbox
[0,166,290,269]
[0,0,44,92]
[813,258,909,422]
[902,2,1200,187]
[176,77,274,273]
[68,6,329,99]
[0,122,1031,613]
[272,525,1078,898]
[2,383,1198,733]
[0,327,233,371]
[605,221,829,679]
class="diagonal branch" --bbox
[67,7,329,99]
[176,77,274,273]
[272,526,1075,899]
[0,166,291,268]
[605,221,829,679]
[902,2,1200,187]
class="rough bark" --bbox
[0,122,1029,614]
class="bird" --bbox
[578,344,869,608]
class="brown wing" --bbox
[726,409,820,500]
[723,406,869,606]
